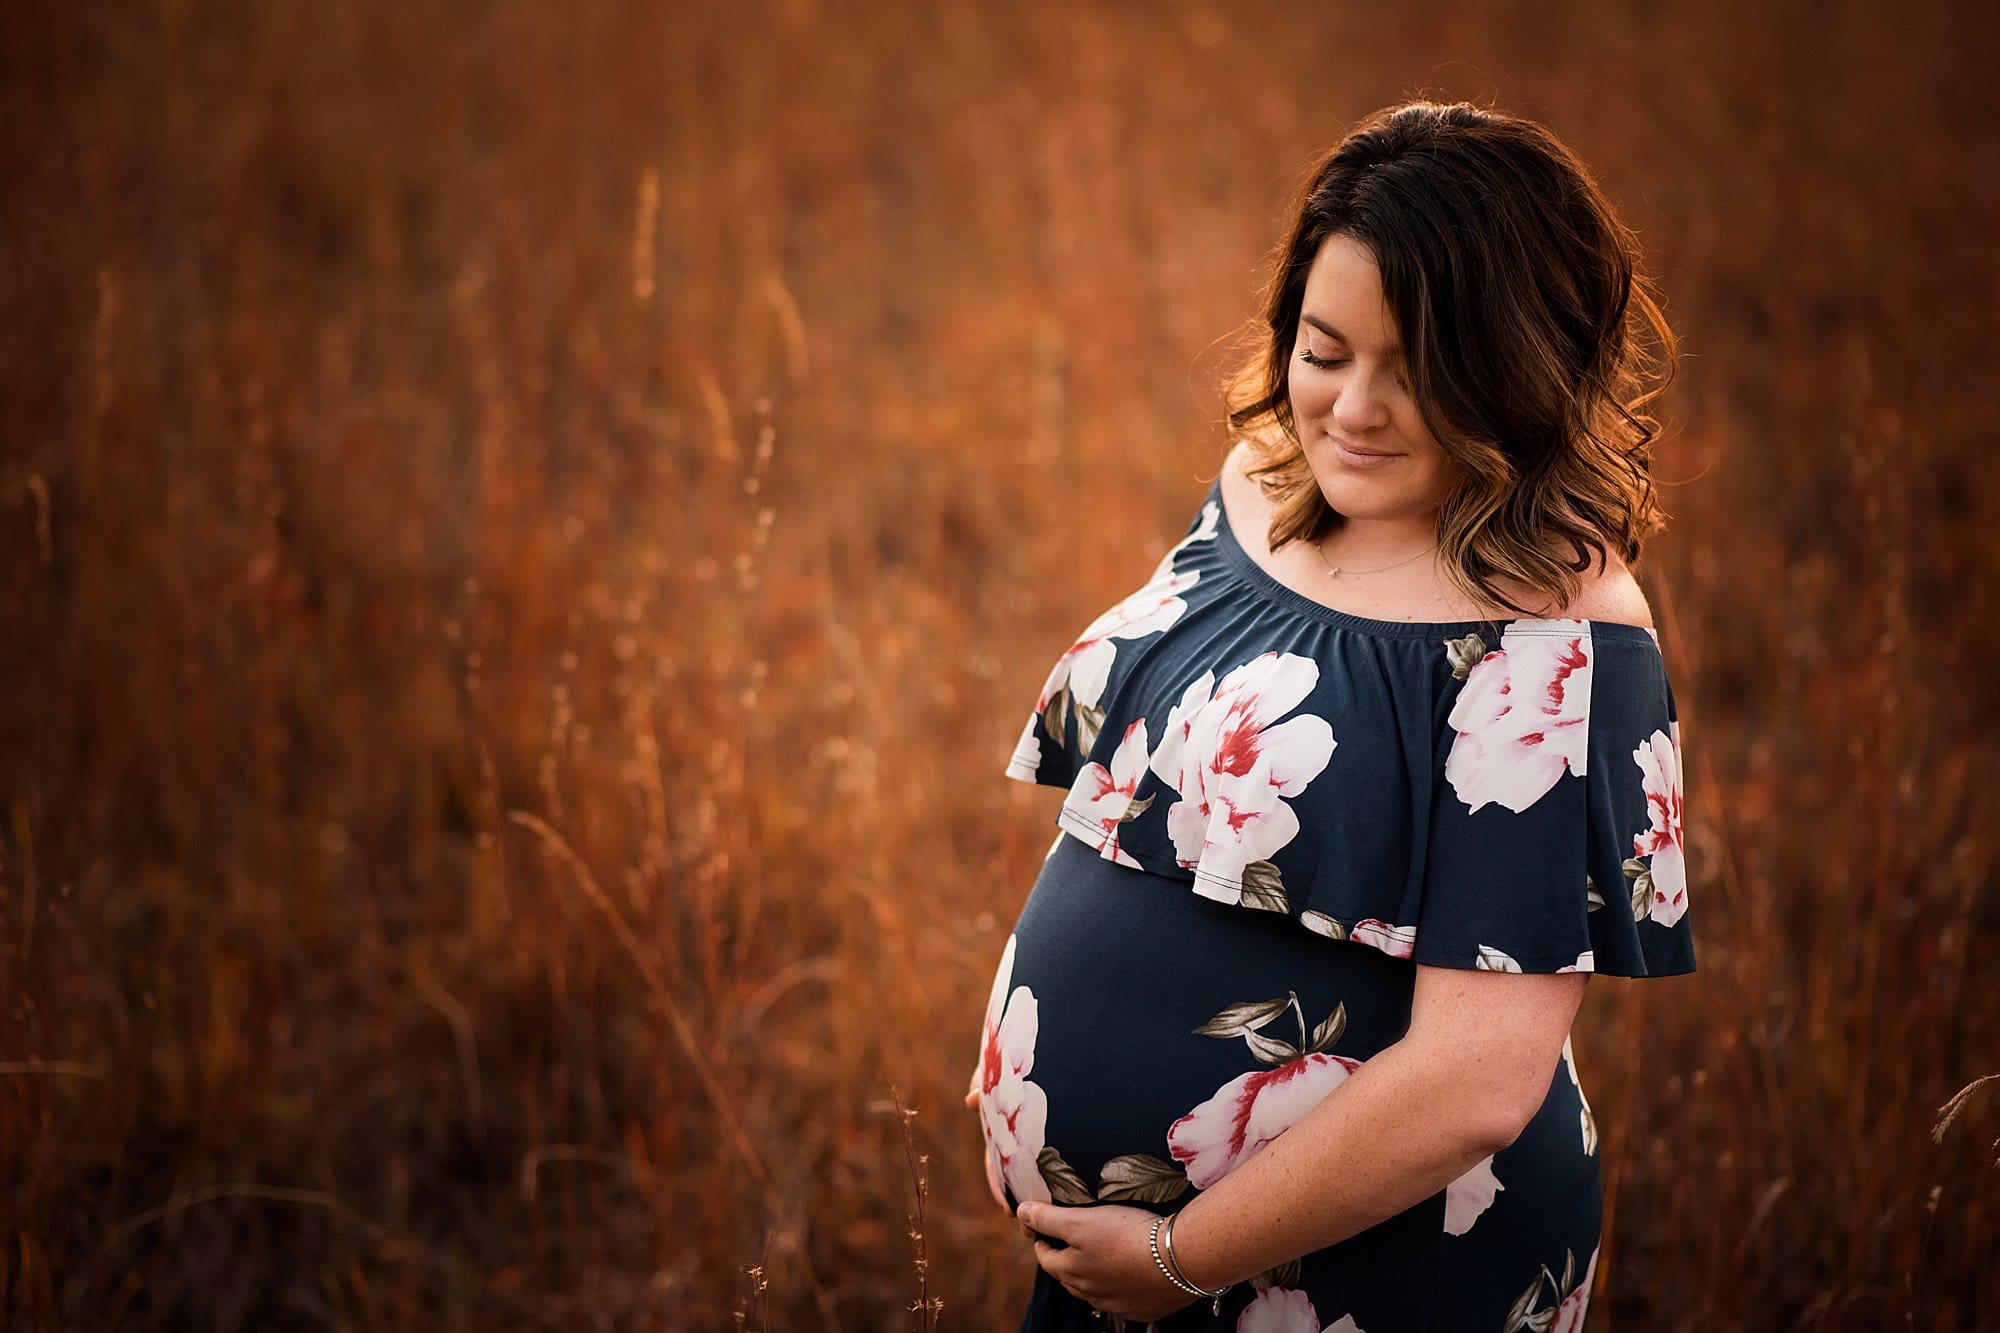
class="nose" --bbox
[1331,365,1394,434]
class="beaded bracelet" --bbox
[1146,1213,1233,1315]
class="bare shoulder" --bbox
[1539,556,1655,629]
[1437,554,1655,629]
[1218,436,1276,535]
[1220,434,1258,491]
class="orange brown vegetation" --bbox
[1,1,1995,1329]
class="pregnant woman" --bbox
[967,100,1695,1331]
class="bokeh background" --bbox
[4,1,1996,1329]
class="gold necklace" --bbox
[1314,534,1439,578]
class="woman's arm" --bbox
[1164,965,1589,1292]
[1018,967,1587,1325]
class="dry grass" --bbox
[1,1,1995,1329]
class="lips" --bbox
[1327,433,1401,466]
[1330,434,1397,457]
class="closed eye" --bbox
[1299,347,1407,390]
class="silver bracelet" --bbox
[1146,1217,1203,1302]
[1148,1212,1232,1315]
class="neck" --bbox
[1321,514,1439,563]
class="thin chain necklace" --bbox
[1314,533,1439,578]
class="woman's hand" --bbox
[1017,1201,1204,1322]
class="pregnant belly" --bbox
[974,829,1419,1215]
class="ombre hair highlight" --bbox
[1223,99,1680,621]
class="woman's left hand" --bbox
[1018,1201,1205,1322]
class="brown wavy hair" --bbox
[1223,98,1679,620]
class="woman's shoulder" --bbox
[1520,561,1655,632]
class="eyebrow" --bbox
[1301,313,1403,360]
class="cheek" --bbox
[1417,449,1465,500]
[1289,368,1330,419]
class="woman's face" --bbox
[1287,234,1463,526]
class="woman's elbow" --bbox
[1451,1093,1527,1157]
[1409,966,1588,1153]
[1483,1093,1541,1153]
[1483,1052,1576,1150]
[1413,1044,1566,1154]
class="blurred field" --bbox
[3,0,1997,1329]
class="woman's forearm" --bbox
[1165,1034,1517,1292]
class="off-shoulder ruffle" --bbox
[1002,480,1694,979]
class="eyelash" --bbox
[1299,348,1407,389]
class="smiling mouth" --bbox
[1330,435,1398,457]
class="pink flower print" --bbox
[1443,1152,1503,1235]
[1167,1050,1361,1191]
[1148,652,1336,906]
[1551,1244,1599,1333]
[1060,717,1151,867]
[977,934,1051,1207]
[1034,566,1201,717]
[1632,726,1687,926]
[1349,918,1418,959]
[1444,621,1593,814]
[1235,1286,1367,1333]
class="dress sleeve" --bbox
[1410,622,1694,977]
[1000,489,1224,794]
[1003,668,1083,791]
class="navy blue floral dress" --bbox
[975,477,1695,1332]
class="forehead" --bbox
[1299,235,1402,353]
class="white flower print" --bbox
[976,934,1051,1207]
[1148,652,1337,906]
[1006,502,1220,781]
[1443,1152,1503,1235]
[1060,717,1151,867]
[1474,944,1523,972]
[1005,714,1043,782]
[1632,726,1688,927]
[1146,499,1221,584]
[1444,621,1593,814]
[1556,949,1595,973]
[1235,1285,1366,1333]
[1167,1050,1361,1191]
[1298,910,1343,940]
[1349,918,1418,959]
[1562,1034,1598,1155]
[1237,1286,1316,1333]
[1551,1243,1599,1332]
[1034,566,1201,717]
